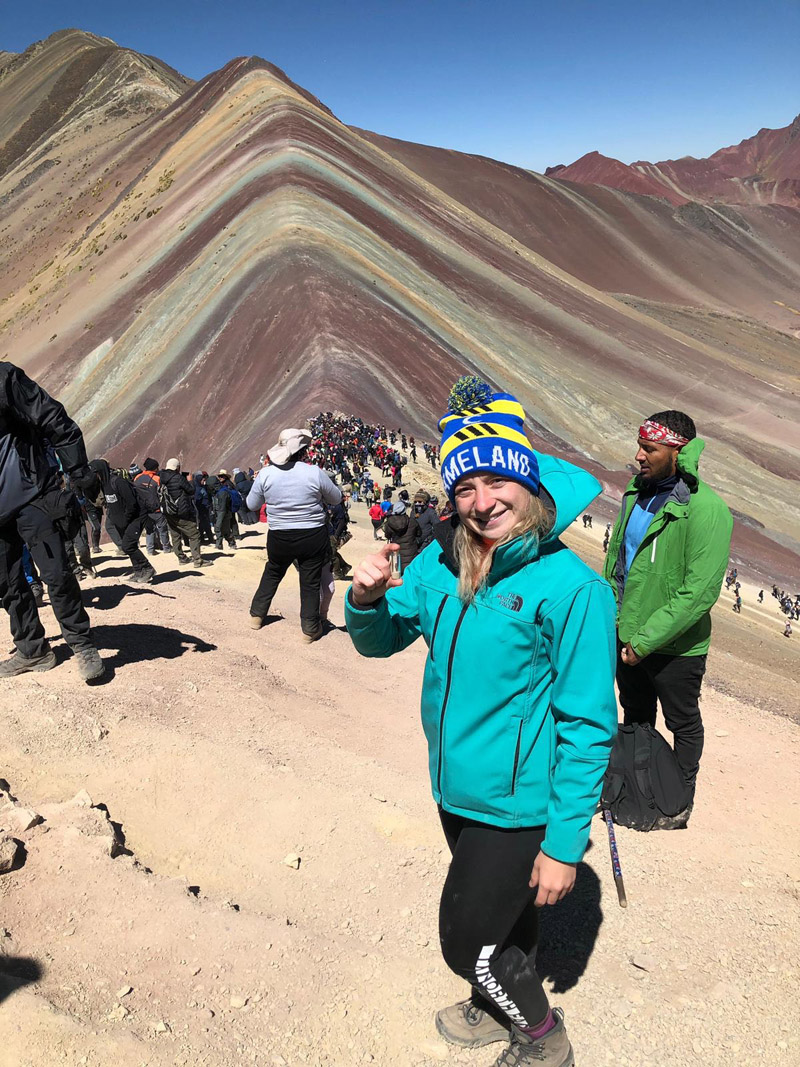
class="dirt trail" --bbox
[1,485,799,1067]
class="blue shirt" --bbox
[623,477,678,578]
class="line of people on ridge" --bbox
[0,369,446,677]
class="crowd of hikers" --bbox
[1,360,798,1067]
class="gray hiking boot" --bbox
[74,646,104,683]
[0,647,57,677]
[301,625,324,644]
[435,997,510,1048]
[129,565,156,584]
[494,1009,574,1067]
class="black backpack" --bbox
[601,723,692,831]
[158,481,181,517]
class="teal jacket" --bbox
[345,455,617,864]
[603,438,733,658]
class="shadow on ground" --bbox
[83,586,177,611]
[0,957,43,1005]
[536,858,603,994]
[89,623,217,676]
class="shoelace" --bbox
[464,1003,485,1026]
[496,1037,546,1064]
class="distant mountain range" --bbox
[1,29,798,579]
[546,116,800,207]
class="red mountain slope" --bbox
[549,115,800,207]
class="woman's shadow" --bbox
[536,856,603,993]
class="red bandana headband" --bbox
[638,419,689,447]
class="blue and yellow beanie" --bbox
[438,378,540,502]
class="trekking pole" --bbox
[602,807,628,908]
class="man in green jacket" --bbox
[603,410,732,822]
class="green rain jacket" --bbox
[345,454,617,865]
[603,438,732,659]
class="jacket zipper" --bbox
[510,719,523,796]
[429,596,447,662]
[651,536,658,563]
[436,602,469,795]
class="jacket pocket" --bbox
[510,717,524,796]
[429,595,447,662]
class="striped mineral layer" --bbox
[0,31,798,580]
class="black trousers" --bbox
[0,501,94,658]
[250,526,328,631]
[84,503,102,550]
[438,809,549,1030]
[616,641,707,788]
[113,516,148,571]
[196,505,214,544]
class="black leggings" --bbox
[438,809,549,1030]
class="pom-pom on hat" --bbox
[438,380,539,502]
[446,375,494,414]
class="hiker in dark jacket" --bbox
[159,459,209,567]
[87,459,153,584]
[217,470,242,540]
[382,501,420,570]
[328,499,352,581]
[134,458,172,555]
[207,475,236,550]
[0,361,104,681]
[413,491,438,550]
[193,472,214,544]
[233,469,257,525]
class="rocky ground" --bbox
[1,469,799,1067]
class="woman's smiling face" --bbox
[453,473,530,541]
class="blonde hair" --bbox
[454,492,549,604]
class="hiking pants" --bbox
[0,501,94,658]
[144,512,171,552]
[114,516,148,572]
[250,526,328,633]
[70,519,93,573]
[166,516,202,562]
[320,563,335,620]
[438,809,549,1030]
[104,516,124,551]
[84,503,103,550]
[196,505,214,544]
[615,641,707,789]
[214,509,234,547]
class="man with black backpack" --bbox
[159,459,210,568]
[0,362,104,681]
[134,459,172,556]
[603,410,732,828]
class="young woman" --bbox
[346,386,616,1067]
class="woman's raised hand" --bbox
[351,542,403,606]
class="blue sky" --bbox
[3,1,798,171]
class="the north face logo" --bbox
[497,592,523,612]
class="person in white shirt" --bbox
[246,428,341,642]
